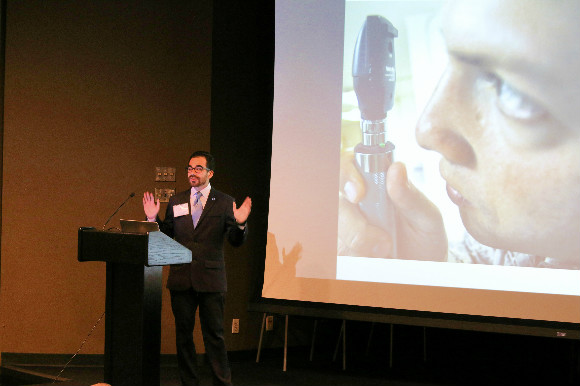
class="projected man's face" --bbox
[416,0,580,264]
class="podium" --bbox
[78,227,191,386]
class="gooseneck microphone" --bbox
[352,15,398,257]
[102,192,136,230]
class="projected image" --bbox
[338,1,580,271]
[268,0,580,316]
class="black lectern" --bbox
[78,227,191,386]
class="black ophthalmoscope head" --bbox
[352,15,398,122]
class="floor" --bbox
[2,326,579,386]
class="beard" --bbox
[189,175,207,188]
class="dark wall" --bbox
[210,0,274,350]
[0,0,214,356]
[0,0,279,360]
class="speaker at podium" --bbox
[78,223,191,386]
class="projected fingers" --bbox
[340,151,365,203]
[387,162,447,261]
[338,196,394,258]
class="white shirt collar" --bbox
[191,183,211,206]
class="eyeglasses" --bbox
[186,165,211,173]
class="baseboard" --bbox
[1,352,104,367]
[0,349,287,385]
[0,350,261,368]
[0,352,180,367]
[0,364,69,384]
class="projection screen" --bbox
[263,0,580,326]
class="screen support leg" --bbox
[256,313,266,363]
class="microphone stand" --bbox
[102,192,136,230]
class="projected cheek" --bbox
[458,164,531,249]
[458,138,580,261]
[458,67,580,255]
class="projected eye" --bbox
[474,70,567,147]
[486,74,546,121]
[497,81,546,120]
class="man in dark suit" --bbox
[143,150,251,386]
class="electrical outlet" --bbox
[232,318,240,334]
[266,315,274,331]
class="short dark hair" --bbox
[189,150,215,171]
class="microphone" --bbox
[352,15,398,257]
[102,192,136,230]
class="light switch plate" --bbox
[155,167,176,182]
[154,188,175,203]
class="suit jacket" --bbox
[158,187,247,292]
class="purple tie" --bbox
[192,191,203,228]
